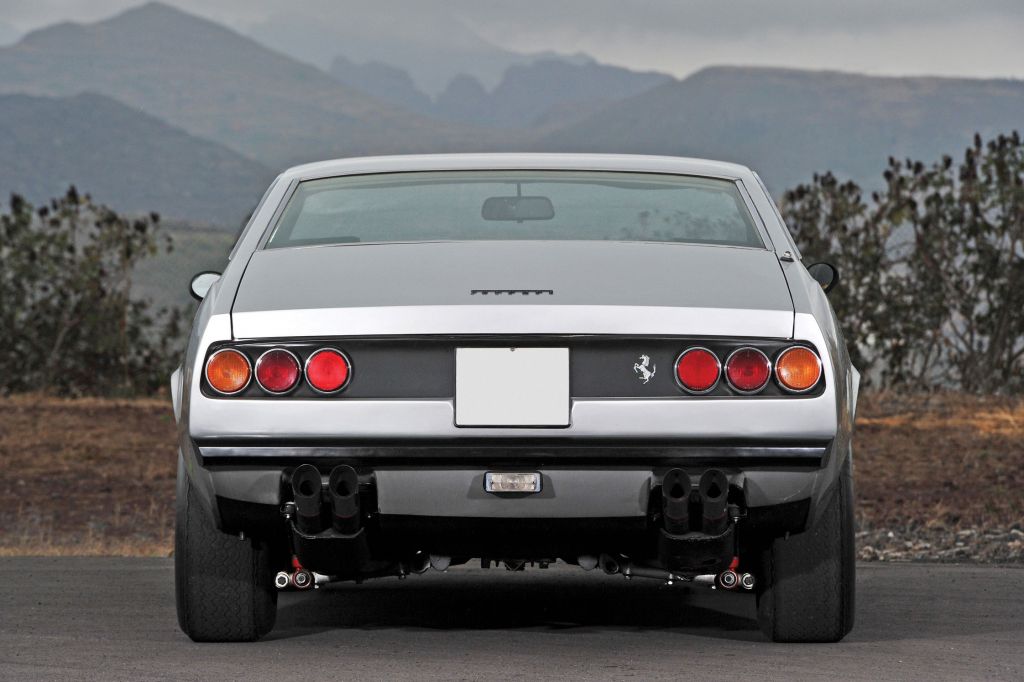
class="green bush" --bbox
[783,132,1024,392]
[0,188,184,396]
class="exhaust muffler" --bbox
[327,465,361,534]
[699,469,729,536]
[661,468,692,534]
[291,464,324,535]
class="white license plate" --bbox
[455,347,569,427]
[484,472,542,493]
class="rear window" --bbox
[266,171,763,249]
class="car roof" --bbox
[279,153,754,183]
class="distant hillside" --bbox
[539,66,1024,191]
[436,58,673,128]
[0,2,476,167]
[0,92,272,225]
[251,1,532,94]
[331,55,672,129]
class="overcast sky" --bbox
[3,0,1023,81]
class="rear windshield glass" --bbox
[266,171,763,248]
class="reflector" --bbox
[205,349,251,395]
[305,348,351,393]
[725,347,771,393]
[775,346,822,392]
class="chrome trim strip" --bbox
[199,444,827,460]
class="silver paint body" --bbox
[171,154,858,526]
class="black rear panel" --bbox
[203,335,824,399]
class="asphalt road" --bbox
[0,559,1021,681]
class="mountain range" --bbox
[540,66,1024,193]
[0,2,476,169]
[331,56,672,128]
[0,1,1021,228]
[0,92,271,225]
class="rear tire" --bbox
[175,460,277,642]
[755,460,855,642]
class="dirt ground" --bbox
[0,393,1021,561]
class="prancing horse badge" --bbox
[633,354,656,384]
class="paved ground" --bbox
[0,559,1021,681]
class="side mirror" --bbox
[807,262,839,294]
[190,271,221,301]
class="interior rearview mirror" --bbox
[190,271,221,301]
[481,195,555,221]
[807,262,839,293]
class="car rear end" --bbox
[172,155,856,643]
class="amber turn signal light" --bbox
[775,346,822,392]
[205,348,252,395]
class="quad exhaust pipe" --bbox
[699,469,729,536]
[291,464,324,535]
[290,463,363,535]
[661,469,691,534]
[662,468,730,535]
[328,465,361,534]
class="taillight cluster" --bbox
[205,347,350,396]
[675,345,821,395]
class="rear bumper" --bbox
[192,441,827,529]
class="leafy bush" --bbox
[783,132,1024,392]
[0,188,184,396]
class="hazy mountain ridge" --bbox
[539,66,1024,191]
[0,2,481,168]
[248,1,533,94]
[1,3,1022,232]
[331,55,673,128]
[0,92,272,225]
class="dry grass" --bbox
[0,394,177,557]
[0,392,1021,560]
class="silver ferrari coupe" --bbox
[172,154,858,643]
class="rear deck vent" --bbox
[470,289,553,296]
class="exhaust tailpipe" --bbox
[274,571,291,589]
[291,464,324,535]
[291,568,314,590]
[718,569,738,590]
[699,469,729,536]
[328,465,361,534]
[661,468,692,534]
[740,573,756,590]
[599,553,621,575]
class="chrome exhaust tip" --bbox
[291,569,314,590]
[740,572,756,590]
[718,569,739,590]
[274,571,291,589]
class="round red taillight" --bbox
[305,348,351,393]
[675,347,721,393]
[775,346,822,392]
[255,349,301,394]
[725,347,771,393]
[205,349,251,395]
